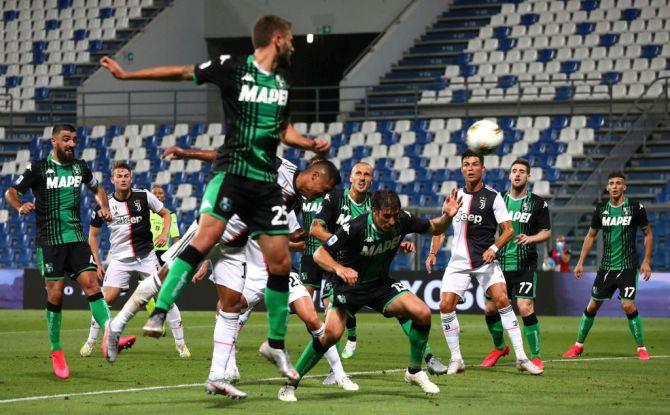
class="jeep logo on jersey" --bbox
[118,215,143,225]
[602,216,632,226]
[511,211,532,223]
[454,211,483,224]
[361,235,402,256]
[238,84,289,106]
[46,175,82,189]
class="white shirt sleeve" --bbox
[493,192,512,224]
[146,190,165,213]
[287,210,302,233]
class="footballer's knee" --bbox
[517,300,534,316]
[413,305,432,326]
[621,301,636,314]
[267,255,291,275]
[439,300,455,314]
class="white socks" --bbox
[87,317,100,342]
[208,310,239,381]
[110,273,162,333]
[167,304,184,344]
[312,324,346,379]
[499,305,529,361]
[441,312,462,361]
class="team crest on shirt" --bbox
[45,263,54,273]
[275,75,286,89]
[218,197,232,212]
[337,294,347,304]
[72,163,80,176]
[522,201,530,212]
[479,197,486,210]
[623,206,631,215]
[134,200,141,211]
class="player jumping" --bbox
[99,14,330,379]
[563,171,653,360]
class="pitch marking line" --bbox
[1,355,668,405]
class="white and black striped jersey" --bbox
[275,157,299,211]
[91,189,164,261]
[447,185,511,271]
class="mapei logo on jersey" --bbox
[602,216,632,226]
[360,235,402,257]
[336,213,352,226]
[454,211,483,224]
[302,200,321,212]
[46,175,83,189]
[511,211,532,223]
[238,84,289,106]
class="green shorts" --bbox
[36,242,97,280]
[200,172,289,239]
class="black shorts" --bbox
[300,255,324,288]
[331,278,409,317]
[321,273,335,301]
[36,241,97,280]
[200,172,289,239]
[504,270,537,300]
[155,250,166,267]
[592,269,639,301]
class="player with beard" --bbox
[99,15,330,378]
[426,150,543,376]
[478,159,551,370]
[5,124,113,379]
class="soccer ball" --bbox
[465,119,504,156]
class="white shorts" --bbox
[103,252,161,290]
[441,262,506,299]
[206,238,311,308]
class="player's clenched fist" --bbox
[17,202,35,215]
[336,265,358,286]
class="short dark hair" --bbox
[307,159,341,186]
[252,15,292,48]
[461,149,484,165]
[372,190,401,211]
[308,155,327,165]
[151,184,163,190]
[52,124,76,136]
[608,171,626,181]
[510,158,531,173]
[112,161,132,173]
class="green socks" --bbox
[408,323,430,370]
[485,314,506,350]
[626,310,644,347]
[399,317,432,356]
[265,274,290,348]
[156,246,203,311]
[522,314,541,358]
[87,292,110,328]
[45,302,62,352]
[296,338,327,377]
[577,309,597,344]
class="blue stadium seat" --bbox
[520,13,539,26]
[32,41,48,52]
[620,8,641,21]
[99,8,115,19]
[451,89,470,104]
[32,53,48,64]
[158,124,173,136]
[497,38,517,52]
[190,124,205,136]
[587,115,605,129]
[343,122,360,135]
[560,60,580,74]
[73,29,88,41]
[575,22,595,36]
[88,40,104,52]
[456,52,472,65]
[551,116,569,130]
[4,76,22,88]
[459,64,478,78]
[77,126,89,137]
[580,0,599,12]
[537,48,556,63]
[497,75,517,89]
[353,146,371,158]
[3,10,19,22]
[599,34,619,47]
[492,26,511,39]
[640,44,661,59]
[45,19,61,31]
[0,65,7,75]
[57,0,71,10]
[497,117,515,131]
[601,71,622,85]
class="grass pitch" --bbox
[0,310,668,414]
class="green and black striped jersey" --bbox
[11,154,98,247]
[591,198,649,270]
[300,195,324,255]
[193,54,291,183]
[315,188,372,234]
[498,191,551,271]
